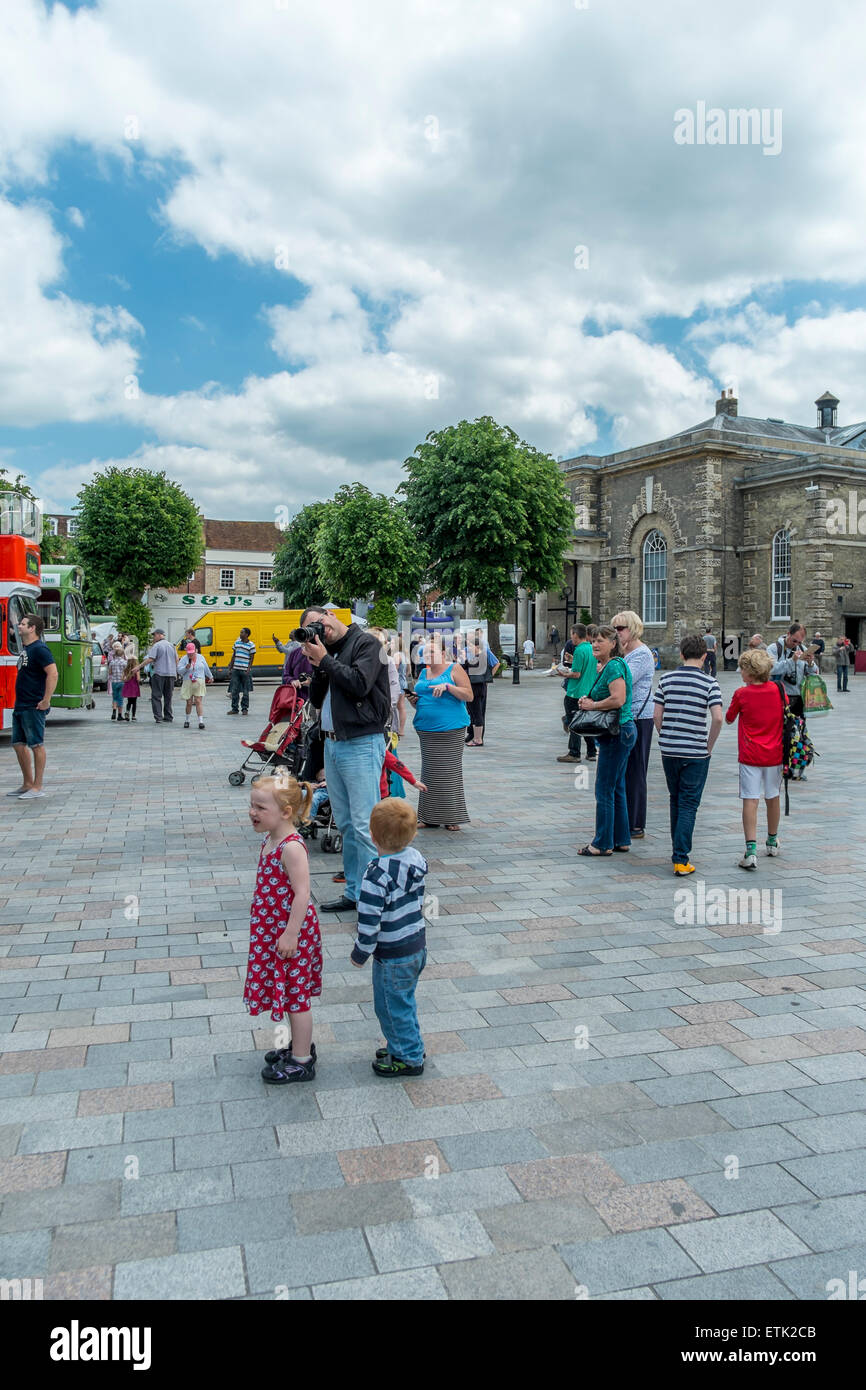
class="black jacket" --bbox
[309,625,391,740]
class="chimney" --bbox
[715,387,738,418]
[815,390,839,429]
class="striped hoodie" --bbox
[351,846,428,965]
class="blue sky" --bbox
[1,0,865,518]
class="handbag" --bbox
[568,661,624,738]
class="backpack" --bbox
[771,678,817,815]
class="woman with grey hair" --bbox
[612,610,656,839]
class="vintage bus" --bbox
[0,492,42,732]
[37,565,95,710]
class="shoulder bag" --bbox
[567,660,624,738]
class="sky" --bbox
[1,0,866,521]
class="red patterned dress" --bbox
[243,833,322,1021]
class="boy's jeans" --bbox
[661,755,711,863]
[229,669,253,712]
[323,733,385,902]
[372,949,427,1065]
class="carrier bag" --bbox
[801,672,832,716]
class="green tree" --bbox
[314,484,426,615]
[39,519,66,566]
[272,502,330,607]
[401,416,573,620]
[71,467,203,648]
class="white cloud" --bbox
[66,204,84,228]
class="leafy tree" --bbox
[314,484,426,613]
[366,595,398,629]
[401,416,573,620]
[272,502,330,608]
[39,519,66,566]
[71,467,203,648]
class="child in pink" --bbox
[121,658,140,722]
[244,773,322,1084]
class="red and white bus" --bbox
[0,492,42,732]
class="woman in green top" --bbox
[576,625,636,856]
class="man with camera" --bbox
[298,607,391,914]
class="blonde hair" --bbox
[252,773,314,824]
[370,797,417,854]
[738,648,773,682]
[123,657,137,679]
[611,610,644,641]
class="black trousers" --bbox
[150,674,174,722]
[467,682,488,731]
[563,696,597,758]
[625,717,654,831]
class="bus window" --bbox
[64,593,78,641]
[38,600,62,633]
[73,593,91,642]
[7,596,27,654]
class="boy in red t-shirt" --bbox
[725,648,786,870]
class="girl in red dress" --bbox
[244,773,322,1084]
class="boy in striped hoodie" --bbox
[351,798,428,1078]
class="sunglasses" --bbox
[613,625,629,631]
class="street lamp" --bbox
[510,565,523,684]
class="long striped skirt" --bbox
[417,728,469,826]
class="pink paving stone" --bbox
[423,962,477,979]
[405,1073,503,1109]
[0,1047,86,1074]
[338,1140,450,1185]
[77,1083,174,1117]
[0,956,39,970]
[0,1152,67,1194]
[169,967,239,985]
[44,1267,113,1300]
[47,1025,130,1048]
[499,984,573,1004]
[71,937,136,952]
[670,1001,756,1024]
[80,906,113,919]
[703,922,769,938]
[804,939,865,954]
[745,975,820,995]
[518,917,579,929]
[722,1036,817,1064]
[592,1179,715,1233]
[423,1032,469,1056]
[135,956,201,973]
[659,1021,748,1049]
[505,928,579,944]
[505,1153,625,1202]
[582,902,638,914]
[796,1027,866,1055]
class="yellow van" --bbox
[189,609,353,680]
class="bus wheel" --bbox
[228,770,245,786]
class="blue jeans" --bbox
[12,707,46,748]
[229,668,253,712]
[592,720,636,851]
[662,755,711,863]
[310,785,329,818]
[372,948,427,1065]
[837,665,849,691]
[111,681,124,708]
[323,734,385,902]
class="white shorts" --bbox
[739,764,783,800]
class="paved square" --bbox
[1,671,864,1299]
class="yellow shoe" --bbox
[673,862,696,876]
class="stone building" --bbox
[540,390,866,665]
[164,518,282,598]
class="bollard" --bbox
[512,653,520,685]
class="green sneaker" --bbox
[371,1056,424,1078]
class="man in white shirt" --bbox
[522,637,535,670]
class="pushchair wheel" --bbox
[332,833,343,854]
[322,833,333,852]
[228,770,246,786]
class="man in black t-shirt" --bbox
[9,614,58,800]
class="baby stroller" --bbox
[295,710,343,855]
[227,685,305,786]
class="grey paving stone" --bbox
[123,1102,225,1141]
[401,1165,521,1217]
[245,1229,375,1291]
[64,1140,174,1184]
[34,1066,130,1094]
[688,1164,816,1215]
[788,1052,866,1083]
[627,1102,733,1143]
[457,1024,547,1050]
[780,1151,866,1199]
[436,1129,548,1171]
[604,1139,718,1184]
[0,1180,120,1233]
[693,1125,813,1168]
[782,1113,866,1154]
[635,1073,738,1106]
[178,1196,298,1252]
[0,1228,52,1276]
[706,1091,817,1129]
[478,1197,609,1251]
[18,1115,123,1153]
[559,1228,700,1295]
[120,1168,234,1215]
[769,1244,866,1299]
[439,1247,577,1300]
[773,1194,866,1254]
[654,1266,795,1299]
[49,1213,176,1272]
[174,1128,280,1169]
[231,1155,345,1199]
[312,1267,448,1300]
[0,1092,79,1124]
[292,1182,412,1235]
[366,1212,495,1273]
[787,1080,866,1116]
[669,1211,810,1272]
[717,1062,818,1095]
[114,1246,246,1301]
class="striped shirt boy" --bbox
[351,847,428,965]
[653,666,723,758]
[231,638,256,670]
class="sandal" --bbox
[444,824,461,832]
[578,844,612,857]
[417,822,440,829]
[613,845,630,853]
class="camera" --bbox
[291,620,326,644]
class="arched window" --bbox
[643,530,667,625]
[771,529,791,621]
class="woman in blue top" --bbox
[576,625,636,855]
[409,632,473,830]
